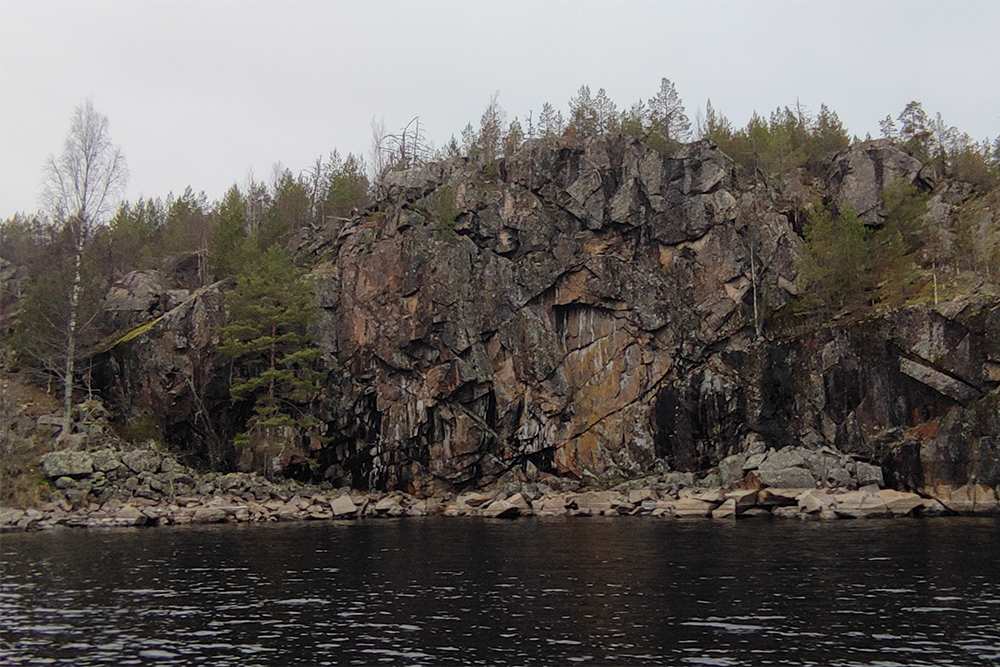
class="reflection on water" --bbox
[2,517,999,665]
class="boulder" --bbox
[673,497,715,518]
[374,496,403,513]
[757,488,801,507]
[834,490,892,519]
[191,507,228,524]
[116,504,147,526]
[680,488,726,503]
[797,489,836,514]
[36,415,64,438]
[875,489,924,517]
[711,498,737,520]
[40,450,93,478]
[756,467,816,489]
[457,492,493,508]
[121,449,162,475]
[758,448,807,472]
[718,454,748,487]
[724,489,758,512]
[929,484,999,514]
[329,494,359,517]
[506,493,531,512]
[628,488,657,504]
[742,453,767,471]
[573,491,616,513]
[482,500,520,519]
[854,461,884,488]
[1,508,26,528]
[91,449,123,473]
[533,495,569,516]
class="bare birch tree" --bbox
[41,99,128,435]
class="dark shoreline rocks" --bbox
[4,442,997,533]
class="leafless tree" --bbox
[41,99,128,435]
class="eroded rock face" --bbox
[93,281,237,468]
[305,136,803,492]
[827,139,925,223]
[90,134,999,495]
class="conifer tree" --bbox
[218,244,324,466]
[538,102,565,139]
[647,78,691,142]
[568,85,599,139]
[796,205,872,312]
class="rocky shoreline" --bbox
[2,441,998,532]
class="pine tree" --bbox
[218,244,325,467]
[647,78,691,142]
[796,205,872,312]
[210,186,249,279]
[568,85,599,139]
[538,102,564,139]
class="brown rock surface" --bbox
[84,133,999,497]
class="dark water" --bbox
[2,517,999,666]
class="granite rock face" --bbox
[304,136,803,492]
[94,280,238,469]
[89,136,1000,495]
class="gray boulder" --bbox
[35,415,64,438]
[718,453,748,487]
[758,448,807,472]
[855,461,885,488]
[121,449,162,474]
[40,450,94,478]
[756,467,816,489]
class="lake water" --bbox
[2,516,999,665]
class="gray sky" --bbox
[2,0,998,220]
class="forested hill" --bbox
[2,84,998,506]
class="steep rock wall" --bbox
[309,137,801,491]
[91,136,1000,494]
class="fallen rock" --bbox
[711,498,737,520]
[457,492,493,508]
[115,504,147,526]
[573,491,616,513]
[756,467,816,489]
[482,500,520,519]
[673,497,715,518]
[724,489,758,512]
[742,453,767,471]
[40,451,94,478]
[758,448,807,472]
[854,461,884,488]
[757,488,801,507]
[628,488,657,504]
[875,489,924,517]
[506,493,532,513]
[191,507,228,524]
[718,454,748,487]
[797,489,836,514]
[36,415,63,438]
[681,488,726,503]
[374,496,403,514]
[329,494,359,517]
[930,484,999,514]
[834,490,892,519]
[533,495,568,516]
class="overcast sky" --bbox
[2,0,998,220]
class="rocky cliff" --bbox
[91,135,1000,496]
